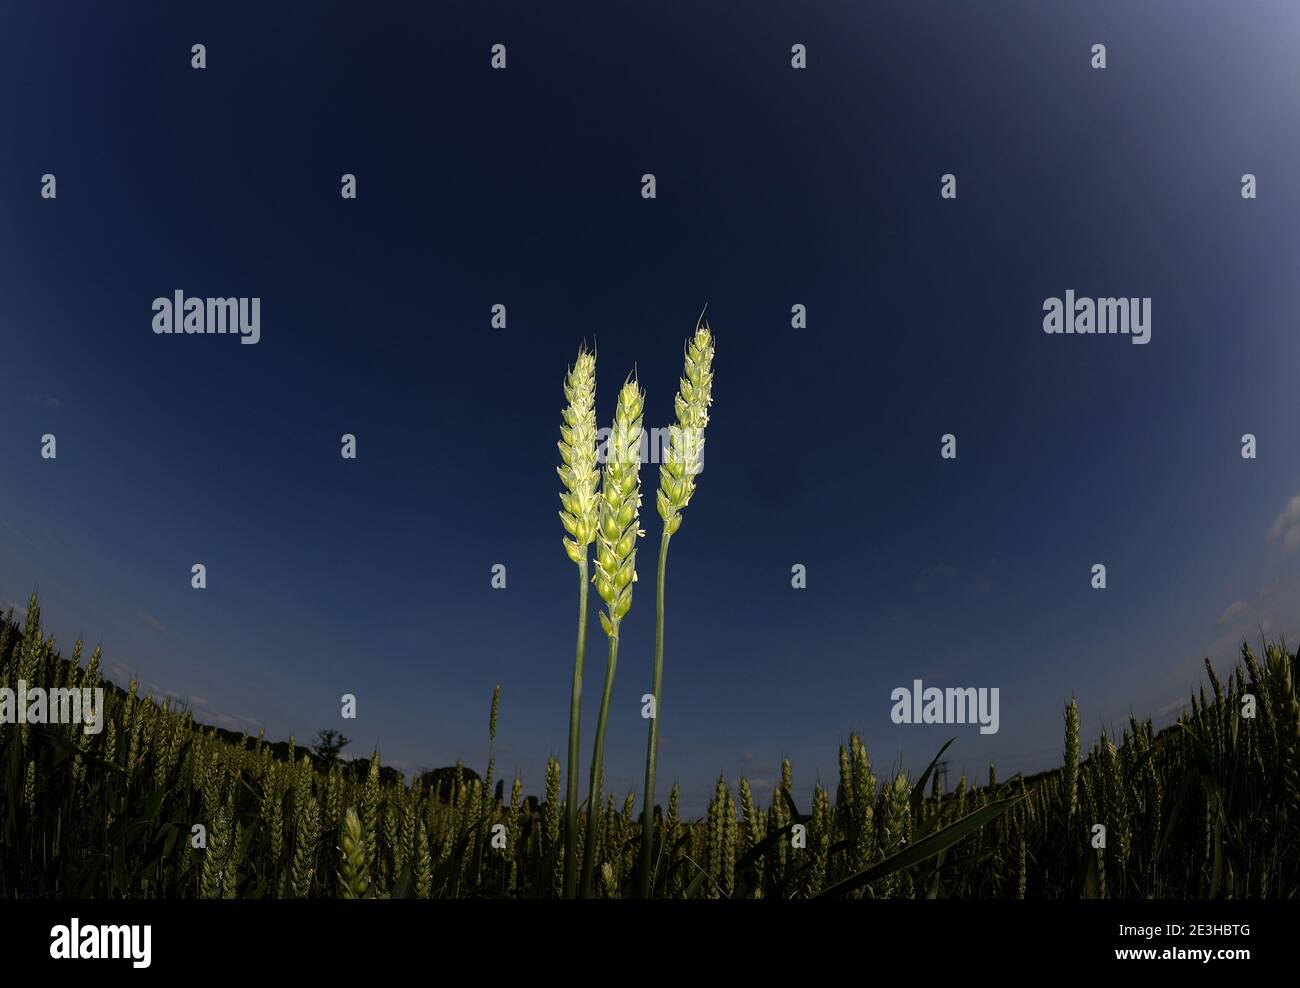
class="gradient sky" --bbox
[3,0,1299,814]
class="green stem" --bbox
[636,532,671,898]
[563,556,589,899]
[580,631,620,899]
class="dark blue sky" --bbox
[3,0,1299,813]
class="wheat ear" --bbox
[580,374,644,898]
[557,343,599,897]
[637,319,714,897]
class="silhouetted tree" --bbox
[312,728,351,766]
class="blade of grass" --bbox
[814,795,1022,899]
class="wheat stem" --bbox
[564,555,590,897]
[636,532,671,897]
[581,633,620,899]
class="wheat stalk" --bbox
[1064,699,1080,822]
[291,756,320,898]
[557,343,599,897]
[637,317,714,897]
[337,807,371,899]
[414,817,432,898]
[580,374,644,898]
[542,756,562,896]
[484,683,501,820]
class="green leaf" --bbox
[683,863,710,900]
[1209,817,1223,898]
[779,787,805,823]
[135,786,167,823]
[910,737,956,815]
[1154,772,1191,864]
[733,821,796,879]
[1081,848,1099,899]
[30,726,125,775]
[653,832,694,896]
[814,794,1022,899]
[391,867,412,900]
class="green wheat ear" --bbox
[657,320,714,535]
[636,318,714,897]
[558,342,600,898]
[337,807,371,899]
[558,344,600,563]
[1064,698,1080,822]
[580,373,644,897]
[594,375,646,636]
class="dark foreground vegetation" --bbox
[1,596,1296,898]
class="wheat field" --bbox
[1,591,1296,899]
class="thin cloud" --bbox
[1154,696,1187,717]
[208,711,265,732]
[1217,600,1247,625]
[137,611,167,635]
[0,515,51,558]
[168,690,263,733]
[1267,493,1300,551]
